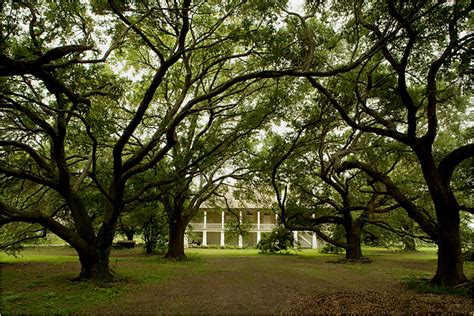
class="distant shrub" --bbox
[463,248,474,262]
[320,244,343,254]
[142,214,168,254]
[256,226,297,254]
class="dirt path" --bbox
[110,256,335,313]
[89,255,473,314]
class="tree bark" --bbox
[431,207,467,286]
[345,225,363,260]
[415,146,468,286]
[35,201,115,282]
[165,217,186,260]
[73,232,114,281]
[79,218,115,281]
[76,247,113,281]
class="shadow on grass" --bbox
[326,257,373,264]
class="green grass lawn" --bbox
[1,246,472,314]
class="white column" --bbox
[293,231,298,246]
[239,210,243,248]
[220,211,225,247]
[257,211,261,243]
[312,213,318,249]
[184,233,189,248]
[275,213,278,226]
[202,211,207,246]
[312,233,318,249]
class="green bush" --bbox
[463,248,474,261]
[142,214,168,254]
[320,243,343,254]
[256,226,297,254]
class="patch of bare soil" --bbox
[95,256,323,314]
[284,291,474,314]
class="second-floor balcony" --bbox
[188,223,276,232]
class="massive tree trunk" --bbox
[344,225,363,260]
[74,228,115,281]
[162,191,192,260]
[433,235,466,286]
[74,200,118,281]
[165,217,187,260]
[431,202,467,286]
[415,146,468,286]
[40,198,115,282]
[77,249,113,281]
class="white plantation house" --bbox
[185,208,321,249]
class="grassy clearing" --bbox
[1,246,473,314]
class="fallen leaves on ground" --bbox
[284,290,474,314]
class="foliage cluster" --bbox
[142,212,168,254]
[319,243,344,255]
[256,226,298,254]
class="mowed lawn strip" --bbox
[1,247,473,314]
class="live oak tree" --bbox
[307,0,473,286]
[156,88,278,259]
[0,1,120,280]
[267,108,400,260]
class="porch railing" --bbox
[188,222,276,231]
